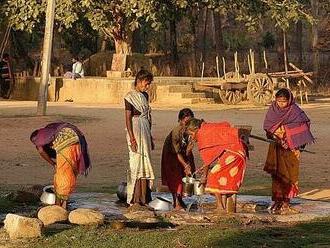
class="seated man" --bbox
[64,57,84,79]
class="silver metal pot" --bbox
[116,182,127,202]
[182,177,195,197]
[193,180,205,196]
[148,197,173,211]
[40,185,56,205]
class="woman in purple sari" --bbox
[263,88,314,214]
[30,122,91,209]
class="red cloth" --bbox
[205,145,247,194]
[196,122,240,166]
[161,126,195,194]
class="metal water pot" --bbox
[193,179,205,196]
[116,182,127,202]
[40,185,56,205]
[182,177,195,197]
[149,197,173,211]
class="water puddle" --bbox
[2,192,330,224]
[68,192,330,222]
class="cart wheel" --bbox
[247,73,274,106]
[219,89,243,105]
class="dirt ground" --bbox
[0,99,329,196]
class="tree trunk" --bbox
[169,19,178,62]
[276,30,284,71]
[100,35,108,52]
[114,35,132,55]
[202,8,209,62]
[213,11,225,57]
[311,0,319,85]
[189,8,198,76]
[283,30,288,73]
[296,21,303,67]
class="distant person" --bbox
[0,53,14,98]
[124,69,155,207]
[64,57,84,79]
[161,108,195,210]
[30,122,91,209]
[263,88,314,214]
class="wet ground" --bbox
[66,192,330,223]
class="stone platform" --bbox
[11,76,216,105]
[2,192,330,225]
[68,192,330,223]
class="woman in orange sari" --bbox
[263,88,314,214]
[186,118,248,212]
[30,122,91,209]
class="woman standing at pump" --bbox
[124,69,155,207]
[161,108,195,210]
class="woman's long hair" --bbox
[186,118,204,131]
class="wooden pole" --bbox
[247,50,251,74]
[222,57,226,79]
[283,30,288,74]
[200,62,205,81]
[263,50,268,71]
[216,56,220,78]
[37,0,56,116]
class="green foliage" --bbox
[0,0,318,54]
[60,17,98,58]
[265,0,314,30]
[223,31,251,51]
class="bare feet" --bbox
[279,203,300,215]
[174,205,185,211]
[215,206,226,214]
[269,201,282,214]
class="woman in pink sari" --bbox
[263,88,314,214]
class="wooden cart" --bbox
[198,51,313,106]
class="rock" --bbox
[68,208,104,225]
[4,214,43,239]
[38,205,68,226]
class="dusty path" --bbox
[0,100,329,195]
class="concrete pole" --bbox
[37,0,56,116]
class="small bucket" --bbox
[182,177,195,197]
